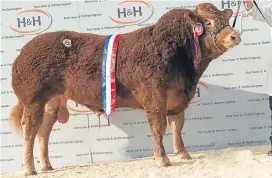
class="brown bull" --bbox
[10,3,241,176]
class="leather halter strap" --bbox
[205,24,230,53]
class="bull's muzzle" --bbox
[230,31,241,45]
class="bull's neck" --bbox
[194,36,223,81]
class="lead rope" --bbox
[232,0,242,28]
[232,0,244,35]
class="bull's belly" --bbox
[63,90,187,115]
[63,75,102,111]
[63,76,190,114]
[63,77,142,111]
[64,93,142,112]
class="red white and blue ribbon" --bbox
[193,22,204,37]
[192,23,203,57]
[102,34,120,115]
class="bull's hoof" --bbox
[155,156,171,167]
[41,166,54,172]
[24,171,37,177]
[175,151,192,160]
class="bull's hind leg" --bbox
[37,99,58,171]
[167,111,191,160]
[37,96,68,171]
[22,104,45,176]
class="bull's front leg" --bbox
[167,111,191,160]
[140,87,171,167]
[147,111,171,167]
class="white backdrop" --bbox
[1,0,272,174]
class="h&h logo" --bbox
[109,0,154,25]
[9,9,53,35]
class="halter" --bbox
[205,24,230,53]
[205,0,242,53]
[193,21,230,55]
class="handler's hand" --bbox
[243,0,253,11]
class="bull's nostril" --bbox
[231,35,237,41]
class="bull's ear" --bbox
[184,11,198,26]
[223,9,233,19]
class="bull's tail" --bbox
[9,100,24,135]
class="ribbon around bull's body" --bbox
[101,34,120,117]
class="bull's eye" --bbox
[205,22,212,26]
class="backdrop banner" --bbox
[1,0,272,173]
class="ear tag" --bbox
[193,23,204,37]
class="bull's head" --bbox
[192,3,241,56]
